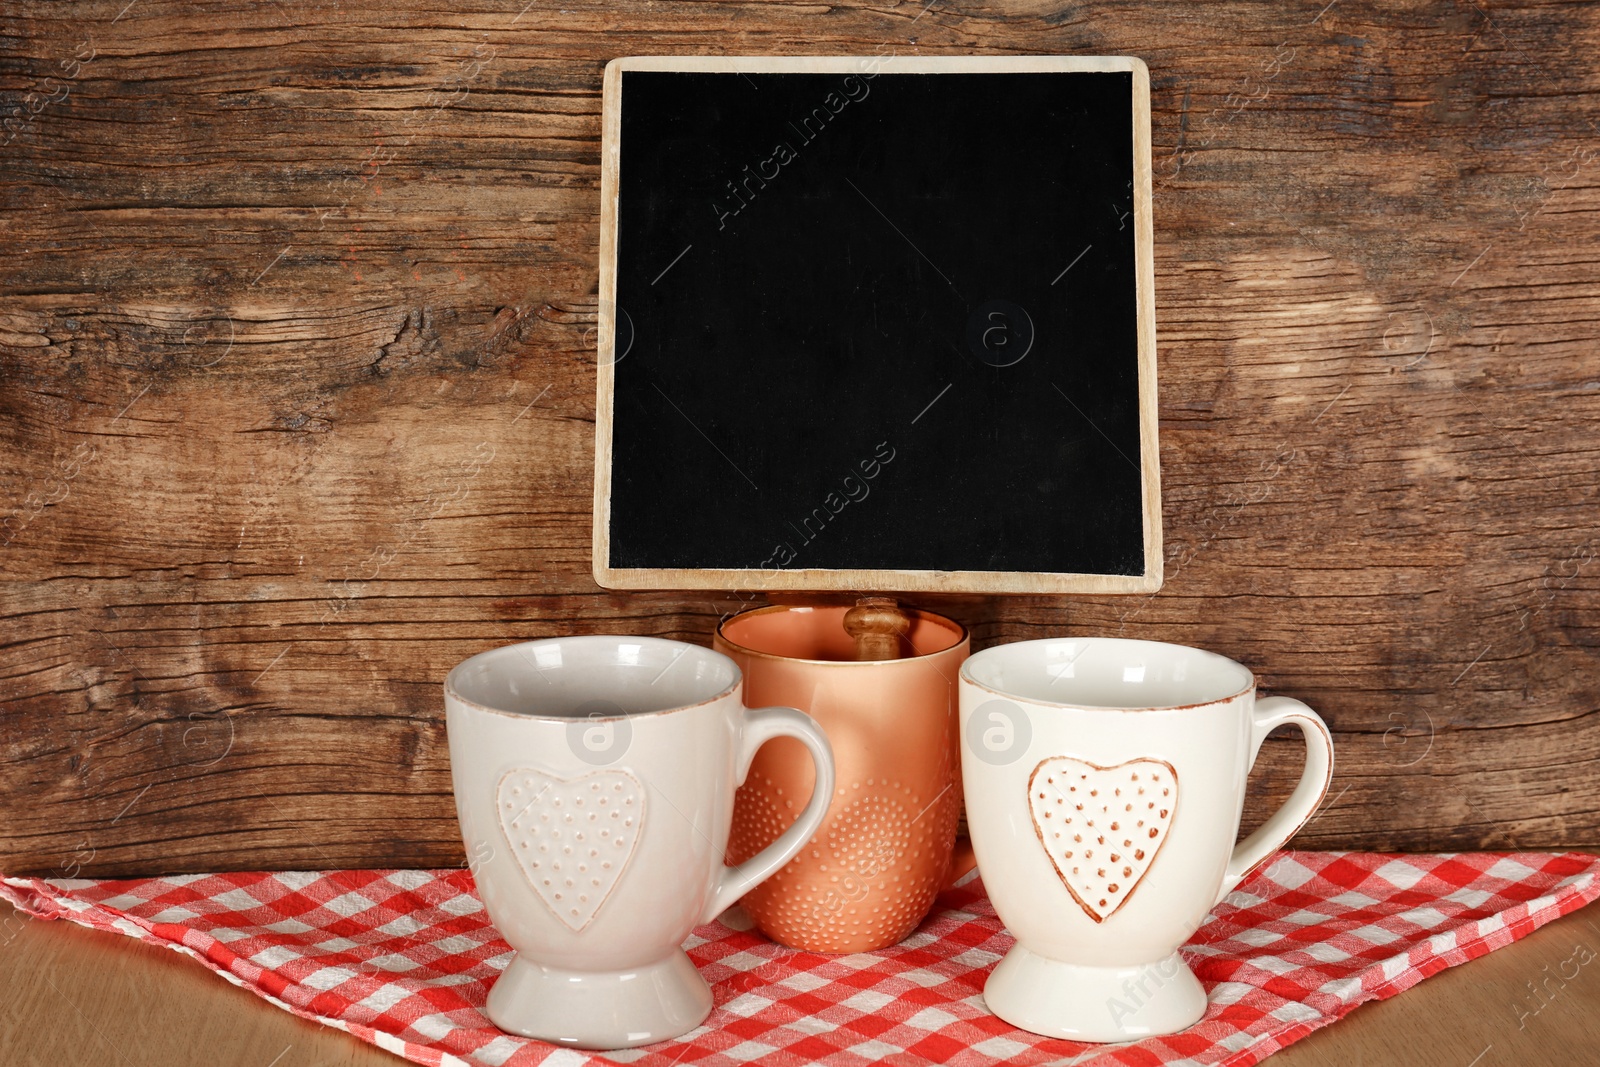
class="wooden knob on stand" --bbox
[843,596,911,661]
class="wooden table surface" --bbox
[2,897,1597,1067]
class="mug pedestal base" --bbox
[486,950,713,1049]
[984,945,1206,1042]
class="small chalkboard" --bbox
[593,55,1161,595]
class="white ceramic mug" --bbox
[959,637,1333,1041]
[446,636,835,1049]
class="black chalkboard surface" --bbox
[594,56,1161,594]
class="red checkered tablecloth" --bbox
[3,852,1597,1066]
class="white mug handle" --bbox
[1215,696,1335,904]
[699,705,836,923]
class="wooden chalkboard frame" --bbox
[593,54,1162,595]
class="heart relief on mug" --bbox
[1026,755,1176,923]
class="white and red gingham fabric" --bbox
[3,851,1597,1067]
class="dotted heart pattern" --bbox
[496,768,644,932]
[1027,756,1177,924]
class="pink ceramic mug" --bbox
[715,603,974,952]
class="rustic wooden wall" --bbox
[1,0,1596,876]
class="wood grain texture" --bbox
[1,0,1597,876]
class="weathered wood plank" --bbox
[2,0,1598,875]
